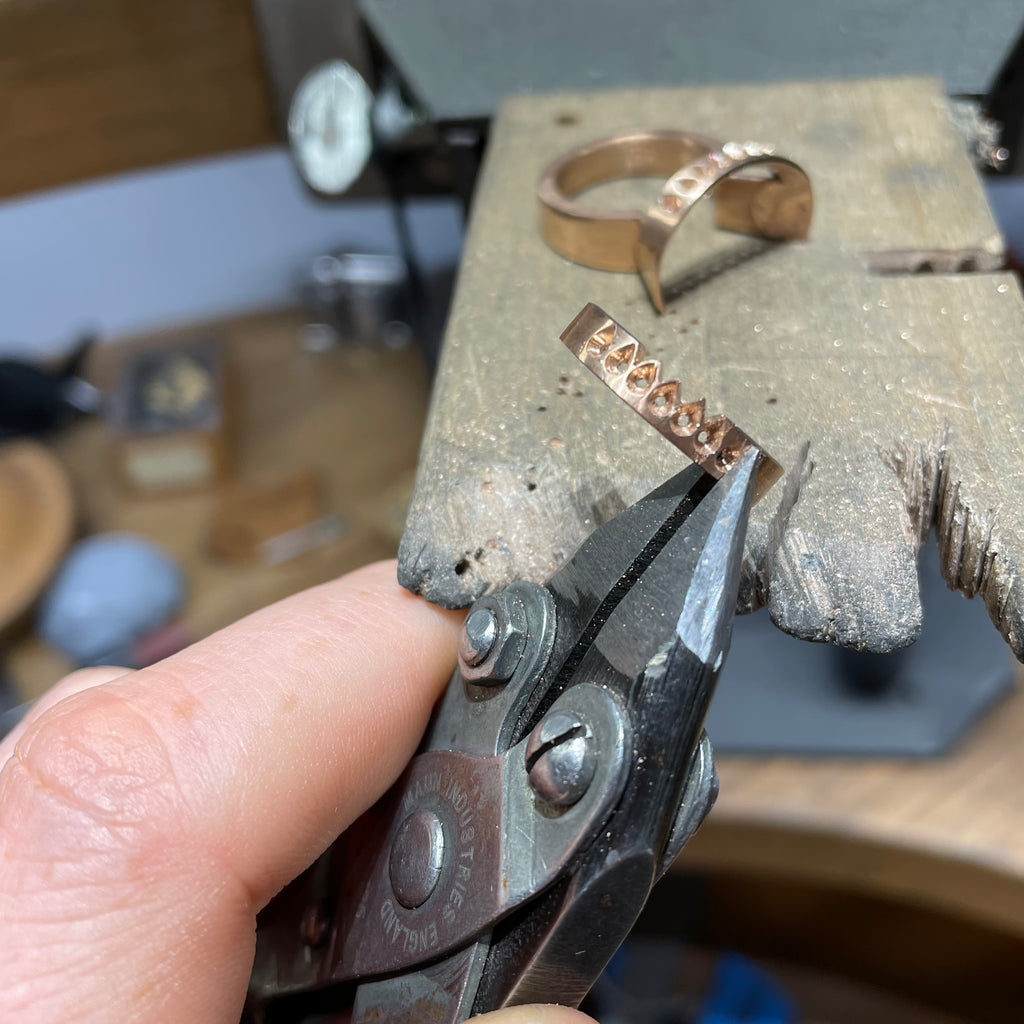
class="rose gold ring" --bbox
[538,132,813,313]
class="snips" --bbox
[247,437,761,1023]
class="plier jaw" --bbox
[470,449,760,1014]
[249,450,760,1024]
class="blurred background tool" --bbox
[297,250,415,352]
[0,336,100,439]
[109,337,234,493]
[209,471,348,565]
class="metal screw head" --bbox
[459,608,497,667]
[525,711,596,807]
[458,595,528,685]
[389,809,445,909]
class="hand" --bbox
[0,561,593,1024]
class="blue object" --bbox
[39,533,186,667]
[697,953,796,1024]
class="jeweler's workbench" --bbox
[11,307,1024,953]
[398,77,1024,663]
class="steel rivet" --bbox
[389,809,446,909]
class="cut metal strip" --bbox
[560,303,782,500]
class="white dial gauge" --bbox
[288,60,373,195]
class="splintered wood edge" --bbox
[560,302,783,501]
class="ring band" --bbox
[538,132,813,312]
[538,132,723,273]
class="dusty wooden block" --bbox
[399,77,1024,659]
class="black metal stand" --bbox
[708,540,1016,757]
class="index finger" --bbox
[0,560,464,1023]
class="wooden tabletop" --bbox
[684,670,1024,937]
[10,307,1024,941]
[8,309,431,698]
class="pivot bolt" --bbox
[458,595,528,685]
[389,809,445,909]
[459,608,497,667]
[525,711,596,807]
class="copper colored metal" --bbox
[538,131,721,273]
[539,132,813,312]
[560,303,783,500]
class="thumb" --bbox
[473,1006,597,1024]
[0,560,464,1024]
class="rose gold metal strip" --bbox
[560,302,783,501]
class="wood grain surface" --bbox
[0,0,276,199]
[398,77,1024,662]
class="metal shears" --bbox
[246,441,760,1023]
